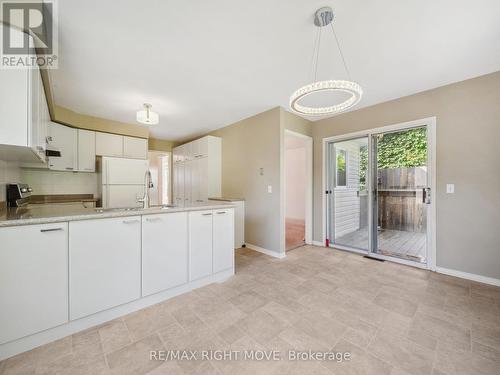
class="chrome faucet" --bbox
[137,170,153,209]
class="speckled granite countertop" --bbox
[0,203,235,228]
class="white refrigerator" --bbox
[99,157,148,208]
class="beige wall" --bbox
[312,71,500,279]
[210,107,283,253]
[282,109,312,136]
[54,105,149,138]
[148,138,176,152]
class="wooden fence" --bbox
[377,167,427,232]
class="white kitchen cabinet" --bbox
[69,217,141,320]
[0,26,47,162]
[123,136,148,159]
[77,129,96,172]
[48,122,78,171]
[183,160,193,206]
[142,212,188,296]
[0,223,68,345]
[189,210,213,281]
[95,132,123,157]
[173,163,185,207]
[213,208,235,273]
[173,136,221,208]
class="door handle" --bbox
[423,188,431,204]
[122,219,140,224]
[40,228,64,232]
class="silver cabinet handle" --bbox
[202,213,213,216]
[122,219,139,224]
[65,167,74,170]
[216,211,226,214]
[196,200,204,202]
[146,217,162,222]
[40,228,63,232]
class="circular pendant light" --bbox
[136,103,159,125]
[290,7,362,116]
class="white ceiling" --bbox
[51,0,500,141]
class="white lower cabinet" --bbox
[0,223,68,345]
[69,217,141,320]
[189,210,213,281]
[142,212,188,296]
[213,208,235,273]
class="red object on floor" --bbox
[325,238,330,247]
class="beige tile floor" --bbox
[1,246,499,375]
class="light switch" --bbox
[267,185,272,193]
[446,184,455,194]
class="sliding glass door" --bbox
[326,124,431,266]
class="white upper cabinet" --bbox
[123,136,148,159]
[77,129,96,172]
[48,122,78,171]
[95,132,123,157]
[0,25,47,162]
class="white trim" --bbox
[245,243,286,259]
[283,129,313,248]
[436,267,500,287]
[312,240,325,247]
[321,117,437,271]
[0,268,234,361]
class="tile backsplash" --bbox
[0,160,22,202]
[21,168,99,196]
[0,160,99,201]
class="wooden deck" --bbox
[334,228,426,263]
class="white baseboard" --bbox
[245,243,285,259]
[435,267,500,287]
[312,240,325,247]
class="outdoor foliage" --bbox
[359,128,427,189]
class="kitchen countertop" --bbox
[209,197,245,202]
[0,203,235,228]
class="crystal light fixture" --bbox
[136,103,159,125]
[290,7,362,116]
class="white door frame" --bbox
[282,130,313,254]
[321,117,436,270]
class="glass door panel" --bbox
[329,137,369,251]
[372,127,428,263]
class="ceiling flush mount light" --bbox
[290,7,362,116]
[136,103,159,125]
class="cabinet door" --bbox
[184,160,193,206]
[173,163,185,207]
[48,122,78,171]
[0,26,29,147]
[0,223,68,344]
[197,137,209,158]
[29,65,40,152]
[197,157,209,204]
[95,132,123,157]
[77,129,96,172]
[123,136,148,159]
[142,212,188,296]
[189,210,213,281]
[69,217,141,320]
[213,209,235,273]
[37,70,49,158]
